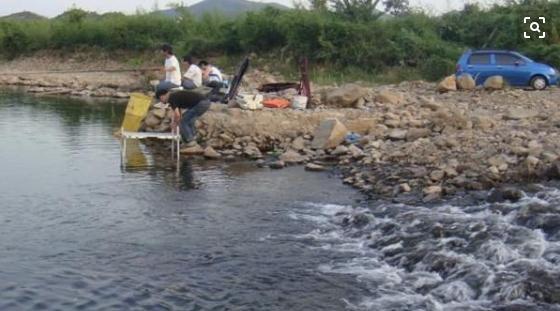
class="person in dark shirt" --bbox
[155,89,211,147]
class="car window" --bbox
[495,54,522,65]
[468,54,491,65]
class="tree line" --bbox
[1,0,559,81]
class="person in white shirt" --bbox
[158,44,181,91]
[199,60,224,88]
[181,55,202,89]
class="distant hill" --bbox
[159,0,289,18]
[0,11,47,21]
[53,9,101,20]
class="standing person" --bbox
[181,55,203,90]
[199,60,223,88]
[155,89,211,148]
[158,44,182,91]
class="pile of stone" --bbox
[142,106,174,132]
[437,73,505,93]
[138,79,560,202]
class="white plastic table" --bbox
[120,127,181,167]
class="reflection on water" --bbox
[4,90,558,311]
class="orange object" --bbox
[263,98,290,109]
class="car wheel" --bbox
[530,76,547,90]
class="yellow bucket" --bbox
[121,93,152,131]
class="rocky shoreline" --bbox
[3,58,560,202]
[0,74,141,99]
[139,79,560,203]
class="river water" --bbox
[1,91,559,310]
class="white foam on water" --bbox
[287,189,560,309]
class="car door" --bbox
[494,53,529,86]
[465,53,493,85]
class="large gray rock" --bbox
[279,150,305,164]
[311,119,349,150]
[323,84,369,108]
[203,146,221,159]
[305,163,327,172]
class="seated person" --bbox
[158,44,182,91]
[155,88,211,147]
[199,60,224,88]
[181,55,203,90]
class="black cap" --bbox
[155,88,169,99]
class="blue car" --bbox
[456,49,559,90]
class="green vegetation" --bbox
[1,0,560,83]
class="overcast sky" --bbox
[0,0,477,17]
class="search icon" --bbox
[530,21,541,32]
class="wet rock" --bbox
[305,163,327,172]
[311,118,348,150]
[484,75,504,90]
[487,187,524,203]
[243,145,262,159]
[323,84,368,108]
[351,213,370,227]
[180,144,204,155]
[269,160,285,169]
[546,159,560,179]
[437,75,457,93]
[279,150,305,164]
[399,183,411,193]
[457,74,476,90]
[423,186,442,202]
[203,146,221,159]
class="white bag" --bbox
[237,93,263,110]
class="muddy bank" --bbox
[0,53,157,98]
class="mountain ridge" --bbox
[0,0,289,20]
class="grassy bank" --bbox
[1,1,560,83]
